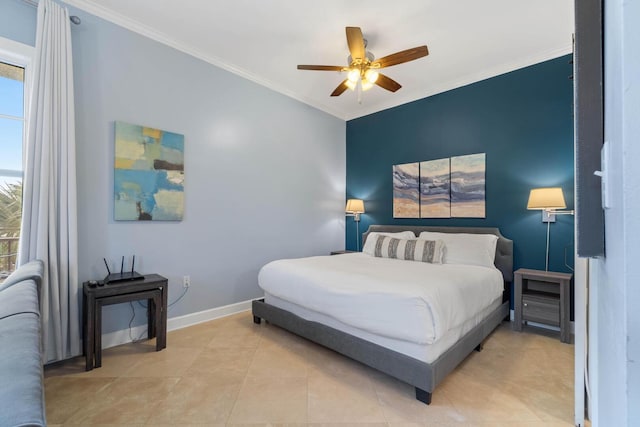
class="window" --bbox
[0,33,33,282]
[0,61,25,281]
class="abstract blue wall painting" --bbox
[450,153,485,218]
[393,162,420,218]
[420,158,451,218]
[114,121,184,221]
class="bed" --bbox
[252,225,513,404]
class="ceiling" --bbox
[63,0,574,121]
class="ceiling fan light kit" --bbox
[365,69,379,84]
[297,26,428,100]
[347,69,361,83]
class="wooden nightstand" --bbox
[513,268,572,343]
[330,250,357,255]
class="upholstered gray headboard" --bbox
[362,225,514,283]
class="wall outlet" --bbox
[183,275,190,288]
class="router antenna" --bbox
[131,255,135,273]
[120,256,124,274]
[103,258,111,275]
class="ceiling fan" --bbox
[297,27,429,97]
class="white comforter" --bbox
[258,253,503,345]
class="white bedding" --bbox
[258,253,503,345]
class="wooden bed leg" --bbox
[415,387,432,405]
[253,315,261,324]
[475,343,484,352]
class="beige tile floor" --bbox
[44,311,575,426]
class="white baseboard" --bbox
[509,309,576,334]
[102,303,577,349]
[100,299,255,350]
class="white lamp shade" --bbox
[527,187,567,210]
[345,199,365,214]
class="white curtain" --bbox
[19,0,79,363]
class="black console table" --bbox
[82,274,168,371]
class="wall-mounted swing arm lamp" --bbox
[345,199,365,251]
[527,187,575,271]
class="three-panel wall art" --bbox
[393,153,486,218]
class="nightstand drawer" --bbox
[522,294,560,326]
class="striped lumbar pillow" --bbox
[373,236,445,264]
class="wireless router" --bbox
[103,256,144,284]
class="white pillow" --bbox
[418,231,498,267]
[371,235,445,264]
[362,231,416,255]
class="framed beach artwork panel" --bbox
[114,121,185,221]
[450,153,485,218]
[420,158,451,218]
[393,162,420,218]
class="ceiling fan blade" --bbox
[330,80,350,97]
[297,65,345,71]
[345,27,365,61]
[375,73,402,92]
[372,46,429,68]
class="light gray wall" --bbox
[591,0,640,425]
[0,0,36,46]
[1,1,345,336]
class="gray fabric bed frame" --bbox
[252,225,513,405]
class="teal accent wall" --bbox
[346,55,574,276]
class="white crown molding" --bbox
[345,44,574,121]
[61,0,348,120]
[61,1,571,122]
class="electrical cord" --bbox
[564,242,575,272]
[136,285,188,309]
[128,301,142,343]
[128,286,189,343]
